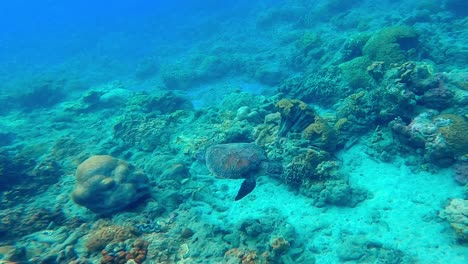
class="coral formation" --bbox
[71,155,150,215]
[254,63,285,86]
[86,225,138,252]
[161,54,238,90]
[339,26,418,89]
[439,198,468,243]
[128,91,193,114]
[337,234,411,263]
[0,151,32,192]
[300,179,368,207]
[0,152,62,208]
[296,32,322,55]
[100,239,149,264]
[390,111,467,167]
[0,207,66,244]
[436,114,468,156]
[113,113,174,152]
[270,236,290,256]
[362,26,419,64]
[341,33,371,61]
[339,56,372,88]
[275,99,316,136]
[302,116,337,151]
[160,62,197,90]
[453,158,468,185]
[284,148,330,188]
[278,67,344,106]
[11,78,68,111]
[224,248,268,264]
[1,2,467,263]
[336,90,375,132]
[253,112,281,146]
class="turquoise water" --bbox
[0,0,467,263]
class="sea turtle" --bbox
[204,143,282,201]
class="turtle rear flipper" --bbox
[235,177,256,201]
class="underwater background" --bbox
[0,0,467,263]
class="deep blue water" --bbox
[0,0,258,89]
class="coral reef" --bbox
[300,179,368,207]
[436,114,468,156]
[160,54,239,90]
[253,112,281,146]
[160,62,198,90]
[362,26,419,65]
[336,90,376,132]
[439,198,468,243]
[302,116,337,151]
[0,151,33,192]
[283,148,330,188]
[113,113,174,152]
[339,26,419,89]
[275,99,316,136]
[100,239,149,264]
[111,91,193,152]
[0,151,62,208]
[127,91,193,114]
[278,67,344,106]
[0,207,66,244]
[339,56,372,89]
[1,1,467,263]
[224,248,268,264]
[337,234,412,263]
[86,224,138,252]
[341,33,371,61]
[390,111,467,167]
[393,61,437,94]
[9,77,68,111]
[254,63,286,86]
[71,155,150,215]
[453,158,468,185]
[270,236,290,256]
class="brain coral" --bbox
[362,25,418,64]
[71,155,149,215]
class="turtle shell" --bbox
[205,143,267,179]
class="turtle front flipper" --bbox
[235,177,256,201]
